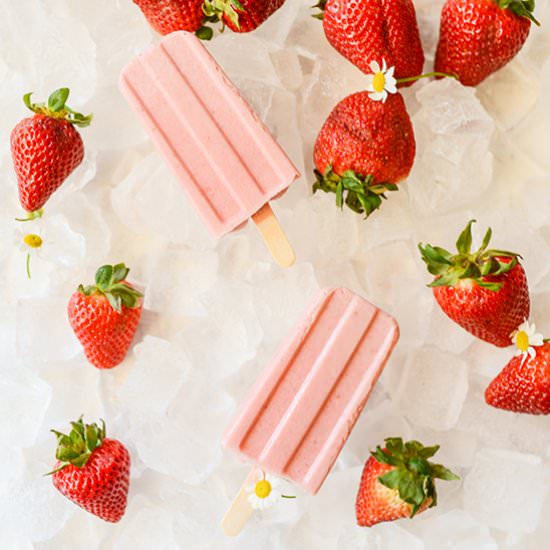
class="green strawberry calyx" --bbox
[418,219,521,292]
[78,263,143,313]
[372,437,459,517]
[497,0,540,25]
[311,0,327,19]
[23,88,92,128]
[313,164,398,217]
[47,417,106,475]
[202,0,245,31]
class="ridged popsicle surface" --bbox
[119,31,299,237]
[223,288,399,494]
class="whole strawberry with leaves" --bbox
[50,417,130,522]
[68,263,143,370]
[486,323,550,414]
[11,88,91,216]
[314,0,424,85]
[313,90,415,217]
[356,437,459,527]
[419,220,530,347]
[435,0,539,86]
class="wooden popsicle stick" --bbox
[221,468,257,537]
[252,203,295,268]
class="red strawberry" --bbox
[132,0,209,37]
[202,0,286,33]
[11,88,91,215]
[419,220,530,347]
[315,0,424,85]
[50,418,130,523]
[434,0,538,86]
[313,91,415,217]
[486,341,550,414]
[68,263,143,370]
[356,437,459,527]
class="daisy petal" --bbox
[369,60,380,74]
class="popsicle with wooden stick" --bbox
[222,288,400,535]
[119,31,298,267]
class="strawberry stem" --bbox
[15,208,44,222]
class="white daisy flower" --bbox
[365,59,398,103]
[14,215,86,278]
[14,224,44,278]
[510,321,544,364]
[247,472,282,511]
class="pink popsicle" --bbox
[119,31,298,266]
[223,288,399,507]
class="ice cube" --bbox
[115,499,179,550]
[247,262,320,347]
[0,366,51,447]
[477,62,539,130]
[0,460,73,543]
[0,529,33,550]
[16,297,81,363]
[111,152,215,249]
[130,376,234,485]
[117,336,190,416]
[417,509,498,550]
[394,347,469,430]
[463,448,549,533]
[408,79,495,215]
[337,522,425,550]
[142,246,219,317]
[178,281,263,380]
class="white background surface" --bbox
[1,0,550,548]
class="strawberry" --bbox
[132,0,212,38]
[315,0,424,86]
[486,341,550,414]
[202,0,286,33]
[313,91,415,217]
[68,263,143,370]
[50,418,130,523]
[11,88,91,215]
[419,220,530,347]
[356,437,459,527]
[434,0,539,86]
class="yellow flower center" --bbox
[23,234,43,249]
[254,480,272,499]
[372,72,386,93]
[515,331,530,352]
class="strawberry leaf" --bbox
[313,166,397,217]
[22,88,92,127]
[419,220,521,291]
[47,417,106,474]
[77,263,143,312]
[378,468,401,490]
[371,437,459,519]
